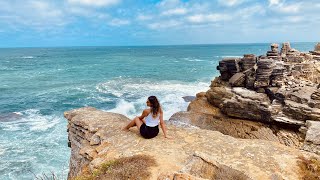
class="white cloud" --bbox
[67,0,121,7]
[136,14,153,21]
[269,0,301,14]
[157,0,181,9]
[277,3,301,13]
[148,20,181,29]
[0,1,68,30]
[236,5,265,19]
[69,6,109,19]
[286,16,303,23]
[161,8,187,16]
[108,18,130,26]
[187,13,230,23]
[218,0,246,7]
[269,0,281,6]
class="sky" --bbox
[0,0,319,47]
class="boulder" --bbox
[182,96,196,102]
[220,88,272,122]
[217,58,240,81]
[283,100,320,121]
[206,86,233,107]
[302,120,320,155]
[228,72,245,87]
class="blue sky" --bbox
[0,0,319,47]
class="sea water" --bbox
[0,43,315,179]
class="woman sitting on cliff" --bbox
[123,96,170,139]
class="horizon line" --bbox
[0,41,317,49]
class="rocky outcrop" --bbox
[302,121,320,154]
[66,107,317,180]
[171,92,303,148]
[205,43,320,155]
[310,43,320,60]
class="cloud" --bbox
[276,3,301,13]
[236,5,265,19]
[148,20,181,29]
[0,1,68,31]
[157,0,181,9]
[268,0,281,6]
[268,0,301,13]
[67,0,121,7]
[218,0,246,7]
[108,18,130,26]
[187,13,230,23]
[136,14,153,21]
[161,8,187,16]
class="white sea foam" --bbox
[97,77,210,120]
[183,57,205,62]
[0,109,60,132]
[21,56,34,59]
[13,112,23,115]
[0,148,5,155]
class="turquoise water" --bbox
[0,43,315,179]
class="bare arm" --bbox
[138,109,149,124]
[159,108,168,138]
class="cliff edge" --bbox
[65,107,316,180]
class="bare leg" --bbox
[123,117,143,131]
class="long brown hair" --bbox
[148,96,160,117]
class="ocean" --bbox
[0,43,315,179]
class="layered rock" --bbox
[302,121,320,154]
[170,93,303,147]
[280,42,291,57]
[213,42,320,154]
[266,43,281,60]
[310,43,320,60]
[66,107,316,180]
[254,59,276,88]
[216,58,240,80]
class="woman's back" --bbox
[145,111,160,127]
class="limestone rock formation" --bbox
[302,120,320,154]
[310,43,320,60]
[266,43,281,60]
[212,42,320,155]
[66,107,316,180]
[172,93,303,147]
[216,58,240,80]
[280,42,291,57]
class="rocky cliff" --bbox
[66,107,317,180]
[170,43,320,155]
[65,43,320,179]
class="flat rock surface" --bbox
[65,107,317,180]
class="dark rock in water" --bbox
[0,112,22,122]
[182,96,196,102]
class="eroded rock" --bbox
[66,107,315,180]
